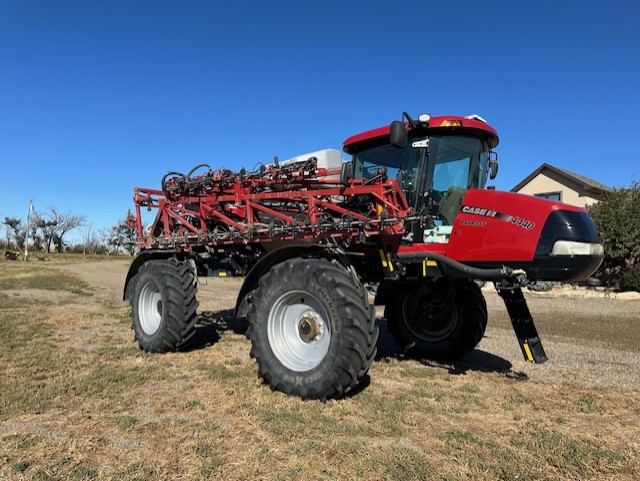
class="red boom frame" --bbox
[131,157,410,251]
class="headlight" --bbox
[551,241,604,256]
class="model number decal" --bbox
[461,205,535,230]
[509,216,535,230]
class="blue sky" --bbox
[1,1,638,242]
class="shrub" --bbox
[588,181,640,290]
[620,264,640,292]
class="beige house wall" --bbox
[515,173,599,207]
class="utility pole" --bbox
[24,199,33,261]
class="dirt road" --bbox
[65,260,640,390]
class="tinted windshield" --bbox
[353,135,490,206]
[429,136,490,191]
[353,142,421,180]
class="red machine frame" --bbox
[130,158,410,251]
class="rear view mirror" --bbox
[488,152,499,180]
[340,162,352,185]
[390,121,408,148]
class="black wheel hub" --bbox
[402,289,458,342]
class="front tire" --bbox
[246,258,378,400]
[130,259,199,352]
[385,279,487,361]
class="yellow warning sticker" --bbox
[379,249,388,268]
[523,342,534,362]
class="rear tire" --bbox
[385,279,487,361]
[130,259,199,352]
[246,258,378,400]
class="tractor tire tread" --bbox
[246,257,377,400]
[129,258,199,353]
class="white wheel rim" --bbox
[138,281,163,335]
[267,290,331,372]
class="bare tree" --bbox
[33,207,85,253]
[52,207,85,252]
[81,223,94,255]
[79,223,107,255]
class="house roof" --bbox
[511,163,613,195]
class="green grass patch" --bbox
[185,398,205,410]
[73,362,160,398]
[522,429,626,474]
[0,292,51,309]
[69,466,98,480]
[352,390,408,436]
[2,433,36,450]
[125,462,155,480]
[116,415,138,429]
[0,264,92,295]
[95,345,141,360]
[252,405,307,437]
[575,394,600,413]
[200,457,225,478]
[380,446,431,480]
[31,469,55,481]
[0,310,53,349]
[0,334,157,417]
[10,460,30,473]
[199,363,235,380]
[438,430,480,445]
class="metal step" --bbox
[497,286,548,364]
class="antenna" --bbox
[402,112,418,129]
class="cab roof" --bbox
[342,115,499,154]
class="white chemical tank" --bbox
[279,148,344,181]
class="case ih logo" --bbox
[461,205,535,230]
[462,206,499,217]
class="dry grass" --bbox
[0,258,638,480]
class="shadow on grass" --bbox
[183,309,248,351]
[184,310,528,382]
[185,308,373,399]
[375,317,528,381]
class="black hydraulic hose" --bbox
[186,163,212,179]
[400,251,514,279]
[161,171,185,192]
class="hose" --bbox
[399,251,514,279]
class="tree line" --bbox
[2,206,135,255]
